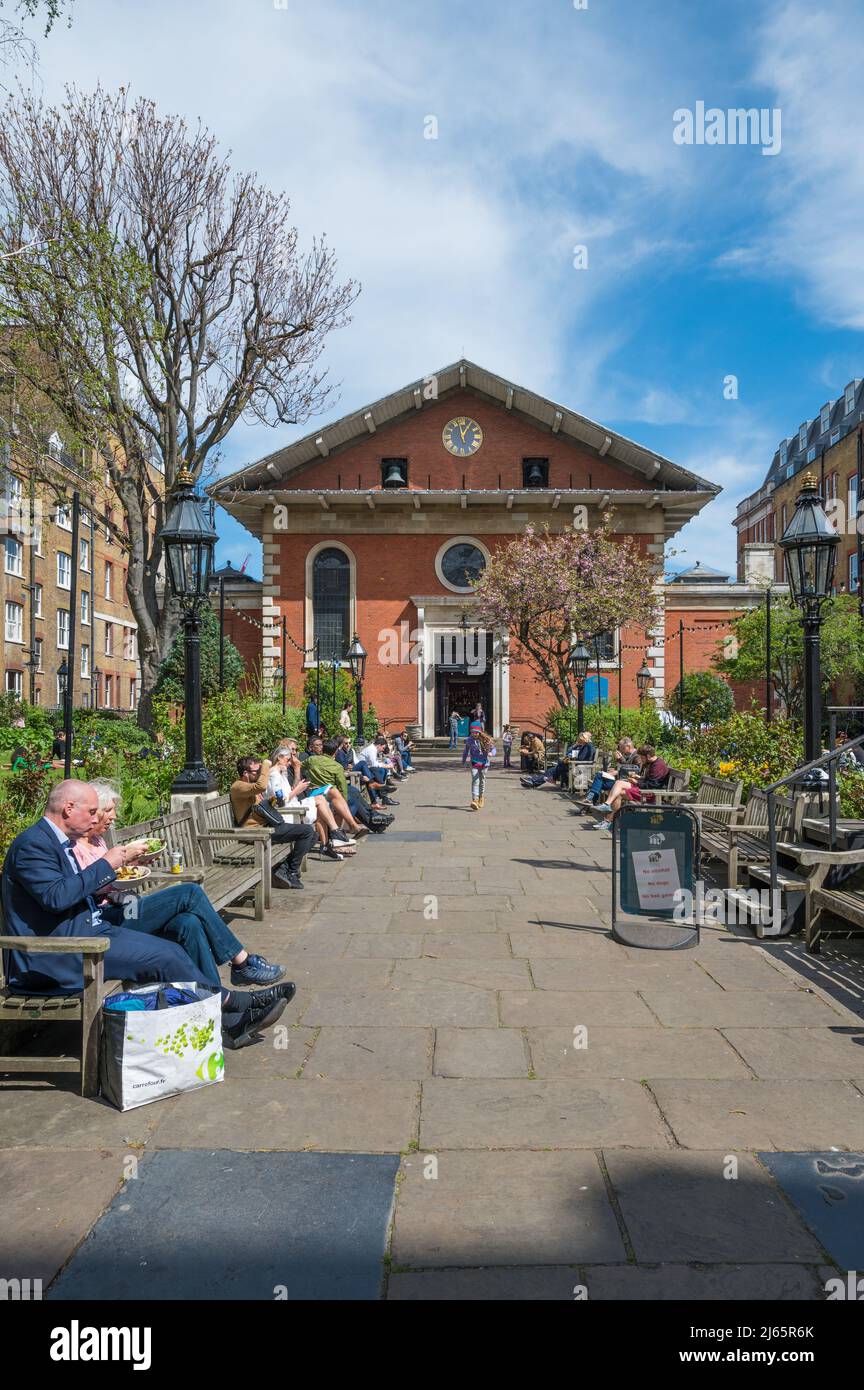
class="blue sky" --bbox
[26,0,864,577]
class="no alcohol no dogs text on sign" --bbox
[611,805,700,950]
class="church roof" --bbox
[210,358,718,502]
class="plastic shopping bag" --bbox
[100,981,224,1111]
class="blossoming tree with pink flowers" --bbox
[471,523,660,707]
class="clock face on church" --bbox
[442,416,483,457]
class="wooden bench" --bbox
[107,807,269,921]
[779,844,864,953]
[700,789,804,887]
[0,904,111,1097]
[193,794,307,910]
[678,775,743,833]
[643,767,692,804]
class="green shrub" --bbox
[666,672,734,727]
[546,703,664,751]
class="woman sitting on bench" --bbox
[589,746,671,831]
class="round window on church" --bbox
[439,541,487,592]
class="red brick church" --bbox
[211,360,760,734]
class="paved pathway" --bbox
[3,752,864,1299]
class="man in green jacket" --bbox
[301,738,367,839]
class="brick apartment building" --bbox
[735,376,864,594]
[209,359,750,735]
[1,429,143,714]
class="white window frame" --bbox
[779,441,787,467]
[47,431,63,460]
[4,600,23,643]
[104,672,113,707]
[129,677,137,710]
[80,536,90,571]
[80,643,90,678]
[799,425,808,451]
[33,518,42,556]
[4,535,23,576]
[820,406,830,434]
[832,428,841,446]
[123,628,137,662]
[850,552,859,594]
[56,502,72,531]
[57,551,72,590]
[5,669,22,697]
[807,446,816,463]
[5,472,22,506]
[34,637,43,672]
[105,561,112,599]
[104,621,113,657]
[57,608,70,650]
[34,582,43,617]
[846,385,856,415]
[80,590,90,626]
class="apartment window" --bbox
[56,501,72,530]
[57,551,72,589]
[55,674,65,706]
[123,628,137,662]
[5,669,22,697]
[105,561,112,599]
[4,471,22,506]
[850,473,859,523]
[80,506,92,529]
[779,441,787,467]
[104,622,113,657]
[4,535,23,576]
[845,384,856,415]
[80,537,90,571]
[850,553,859,594]
[33,637,43,672]
[799,424,808,451]
[593,630,617,662]
[105,509,113,543]
[807,446,816,463]
[33,518,42,555]
[47,431,63,460]
[57,608,70,649]
[827,472,838,501]
[129,677,137,710]
[820,405,831,434]
[4,600,23,643]
[34,583,43,617]
[104,673,113,707]
[81,589,90,625]
[80,643,90,678]
[831,428,841,446]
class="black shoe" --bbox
[318,844,344,861]
[223,995,287,1050]
[274,868,304,889]
[245,981,297,1011]
[381,797,399,807]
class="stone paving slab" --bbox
[386,910,503,934]
[301,985,499,1027]
[433,1028,529,1078]
[305,1028,432,1080]
[149,1078,420,1152]
[758,1151,864,1270]
[602,1151,824,1263]
[278,960,393,992]
[653,1079,864,1150]
[499,989,658,1028]
[0,1083,162,1150]
[419,1078,669,1148]
[345,934,423,958]
[526,1026,752,1080]
[0,1149,126,1286]
[392,958,531,991]
[387,1267,585,1300]
[215,1025,316,1080]
[640,988,851,1028]
[50,1151,399,1301]
[421,933,515,959]
[584,1263,826,1301]
[391,1150,625,1267]
[722,1026,864,1079]
[527,958,727,993]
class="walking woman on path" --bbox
[462,720,496,811]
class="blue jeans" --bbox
[449,728,458,749]
[125,884,243,990]
[586,771,614,801]
[353,760,383,803]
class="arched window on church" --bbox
[312,547,351,661]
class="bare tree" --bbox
[0,1,72,77]
[0,85,358,726]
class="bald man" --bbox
[1,782,292,1049]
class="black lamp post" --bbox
[331,657,339,727]
[346,633,367,740]
[778,471,840,764]
[159,467,219,796]
[568,639,591,735]
[637,658,652,706]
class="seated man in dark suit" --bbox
[1,781,294,1051]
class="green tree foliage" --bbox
[303,665,357,738]
[154,607,245,703]
[717,593,864,718]
[546,703,665,750]
[666,671,734,728]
